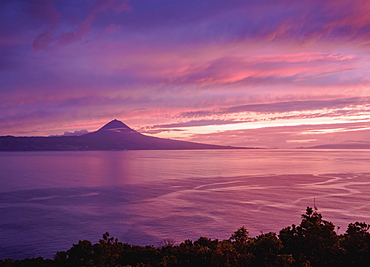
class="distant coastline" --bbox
[0,120,250,151]
[302,143,370,149]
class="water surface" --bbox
[1,149,370,259]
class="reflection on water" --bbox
[1,149,370,259]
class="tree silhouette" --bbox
[340,222,370,266]
[279,207,338,266]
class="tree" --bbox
[229,227,253,266]
[211,240,240,267]
[249,232,283,267]
[93,232,124,267]
[279,207,338,266]
[230,227,249,247]
[63,240,95,266]
[340,222,370,266]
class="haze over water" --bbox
[1,149,370,260]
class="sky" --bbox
[1,0,370,148]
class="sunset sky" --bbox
[1,0,370,148]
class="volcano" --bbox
[0,119,243,151]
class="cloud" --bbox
[5,0,370,54]
[30,0,130,51]
[27,0,61,52]
[186,121,370,148]
[56,0,129,46]
[25,0,61,26]
[142,128,185,135]
[21,0,370,53]
[151,119,245,129]
[0,95,157,136]
[223,97,369,113]
[114,0,370,46]
[179,97,370,118]
[2,0,370,146]
[162,51,363,92]
[49,129,89,137]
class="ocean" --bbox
[1,149,370,259]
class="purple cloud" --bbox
[49,129,89,137]
[29,0,130,51]
[179,97,370,118]
[1,0,370,145]
[152,119,247,129]
[187,121,370,148]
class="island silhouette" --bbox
[0,119,244,151]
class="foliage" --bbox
[2,207,370,266]
[340,222,370,266]
[279,207,338,266]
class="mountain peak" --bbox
[98,119,136,133]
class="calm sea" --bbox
[1,149,370,259]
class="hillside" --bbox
[306,143,370,149]
[0,119,243,151]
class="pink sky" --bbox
[1,0,370,148]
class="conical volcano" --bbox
[98,119,135,133]
[0,119,244,151]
